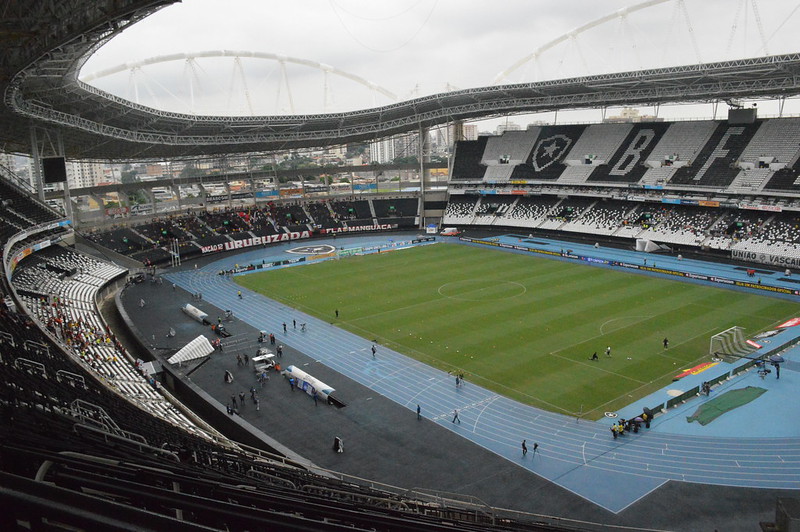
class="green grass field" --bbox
[235,243,798,419]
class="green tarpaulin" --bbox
[686,386,767,426]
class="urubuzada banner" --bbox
[201,231,310,254]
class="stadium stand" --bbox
[503,195,563,229]
[330,199,374,226]
[731,212,800,258]
[738,117,800,167]
[85,227,150,255]
[564,123,631,168]
[442,196,479,225]
[669,121,763,188]
[555,165,596,185]
[725,168,774,194]
[537,196,595,231]
[635,204,719,246]
[200,208,254,239]
[472,196,518,226]
[0,169,61,227]
[586,122,671,183]
[450,137,489,181]
[481,129,539,167]
[510,125,588,181]
[560,199,634,236]
[305,200,341,229]
[372,197,419,227]
[646,120,718,167]
[271,201,311,227]
[481,129,541,182]
[440,117,800,264]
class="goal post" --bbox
[709,326,755,362]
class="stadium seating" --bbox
[305,201,340,229]
[738,117,800,167]
[586,122,671,183]
[0,266,565,531]
[564,123,631,167]
[372,197,418,227]
[503,196,562,228]
[442,196,479,225]
[443,117,800,259]
[510,125,588,181]
[669,121,762,188]
[0,169,61,226]
[198,208,253,236]
[646,120,717,168]
[330,199,373,226]
[560,199,633,236]
[472,196,518,226]
[451,137,489,181]
[725,168,774,194]
[636,205,719,246]
[537,196,595,231]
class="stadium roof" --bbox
[4,0,800,162]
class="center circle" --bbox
[438,279,527,301]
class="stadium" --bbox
[1,1,800,531]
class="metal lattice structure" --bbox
[4,1,800,162]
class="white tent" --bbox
[636,239,668,253]
[168,335,214,364]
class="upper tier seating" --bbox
[481,129,540,167]
[565,123,631,167]
[586,122,671,183]
[669,121,763,188]
[738,117,800,166]
[450,137,489,180]
[639,166,679,187]
[646,120,718,166]
[725,169,774,194]
[510,125,588,181]
[0,173,61,226]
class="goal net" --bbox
[709,326,755,362]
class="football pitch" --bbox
[235,243,798,419]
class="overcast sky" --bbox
[82,0,800,125]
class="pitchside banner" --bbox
[731,249,800,268]
[460,237,800,296]
[319,223,397,234]
[201,231,310,254]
